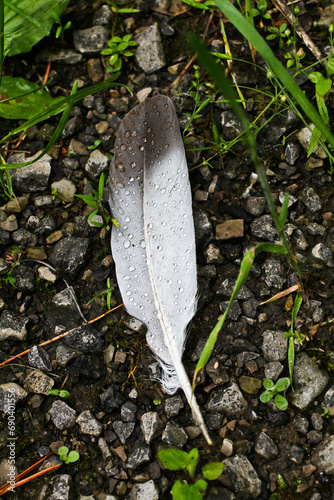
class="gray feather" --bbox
[109,95,211,444]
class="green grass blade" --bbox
[192,246,256,391]
[1,81,78,171]
[0,0,4,87]
[213,0,334,151]
[1,78,129,143]
[278,192,289,230]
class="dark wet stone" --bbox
[134,25,166,74]
[312,243,334,267]
[113,420,135,443]
[241,298,259,318]
[300,186,322,213]
[206,411,223,430]
[93,5,113,25]
[321,385,334,417]
[291,353,329,411]
[121,401,137,422]
[62,116,83,138]
[221,111,243,140]
[73,26,110,55]
[264,361,283,381]
[48,400,77,430]
[45,287,81,334]
[219,300,242,321]
[127,443,152,470]
[255,432,278,459]
[311,413,324,431]
[217,278,253,299]
[12,265,35,292]
[223,454,262,498]
[100,387,126,412]
[284,141,301,165]
[207,381,248,417]
[206,357,229,385]
[9,153,51,192]
[77,410,103,436]
[35,214,57,236]
[85,149,110,179]
[50,237,90,278]
[28,345,52,371]
[49,474,72,500]
[263,257,286,288]
[262,330,287,362]
[161,19,175,36]
[206,486,236,500]
[311,435,334,474]
[108,97,130,113]
[185,136,205,164]
[64,324,104,354]
[140,412,164,444]
[290,444,305,464]
[236,352,260,368]
[0,228,11,246]
[164,395,184,418]
[0,310,28,342]
[294,416,309,435]
[307,430,323,444]
[162,422,188,447]
[250,215,277,241]
[258,109,300,145]
[12,228,38,246]
[245,196,266,216]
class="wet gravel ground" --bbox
[1,1,334,499]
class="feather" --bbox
[109,95,211,444]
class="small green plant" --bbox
[52,10,72,42]
[158,448,224,500]
[101,34,137,73]
[58,446,80,464]
[86,278,114,309]
[107,0,139,15]
[88,139,102,150]
[183,65,212,136]
[260,377,290,410]
[251,0,271,23]
[75,172,119,229]
[266,22,290,49]
[48,389,70,398]
[284,291,303,387]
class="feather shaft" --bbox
[109,95,211,444]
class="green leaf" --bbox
[316,76,332,96]
[58,446,69,459]
[172,479,207,500]
[158,449,188,471]
[109,53,119,66]
[48,389,60,396]
[65,450,80,463]
[307,126,321,157]
[255,243,288,254]
[288,336,295,389]
[274,394,288,410]
[260,390,274,403]
[182,0,211,10]
[87,209,99,222]
[308,71,322,84]
[75,194,98,209]
[202,462,224,480]
[59,390,70,398]
[111,218,120,227]
[0,76,63,119]
[263,378,275,390]
[326,56,334,77]
[258,0,267,11]
[4,0,70,58]
[111,36,122,43]
[275,377,290,392]
[98,172,105,199]
[185,448,199,478]
[278,192,289,230]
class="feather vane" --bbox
[109,95,211,444]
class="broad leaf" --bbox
[0,76,63,119]
[275,377,290,392]
[185,448,199,479]
[4,0,70,57]
[202,462,224,480]
[158,449,188,471]
[274,394,288,410]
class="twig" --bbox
[0,304,123,368]
[0,452,61,495]
[271,0,325,66]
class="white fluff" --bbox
[109,95,211,444]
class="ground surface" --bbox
[0,0,334,499]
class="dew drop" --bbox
[118,207,124,215]
[139,146,144,151]
[117,162,125,172]
[126,291,132,296]
[129,266,135,272]
[121,144,127,151]
[125,130,131,138]
[132,131,138,137]
[167,279,173,285]
[123,275,130,280]
[130,162,136,168]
